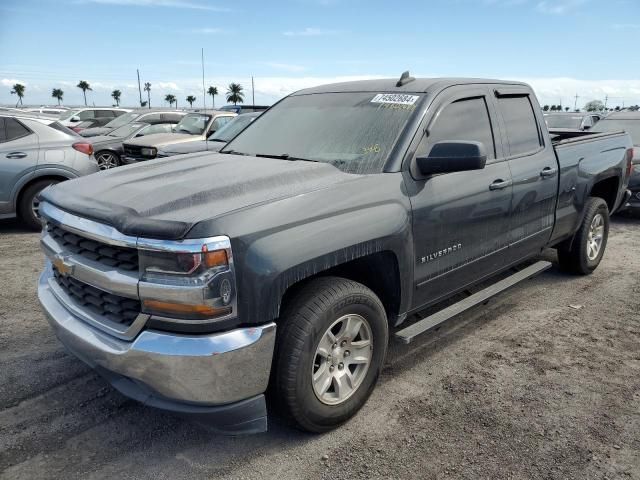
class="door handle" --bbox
[489,179,512,191]
[540,167,558,178]
[6,152,27,159]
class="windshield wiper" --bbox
[221,149,250,156]
[255,153,319,162]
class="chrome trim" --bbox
[39,270,276,405]
[137,236,231,254]
[43,263,149,341]
[41,233,139,299]
[40,201,138,248]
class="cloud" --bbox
[187,27,226,34]
[76,0,230,11]
[536,0,587,15]
[1,78,26,87]
[155,82,181,91]
[261,62,307,73]
[283,27,339,37]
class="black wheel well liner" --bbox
[589,176,619,212]
[278,251,402,325]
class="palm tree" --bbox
[207,86,218,107]
[51,88,64,105]
[111,89,122,106]
[77,80,92,106]
[10,83,25,106]
[226,83,244,105]
[542,105,549,111]
[164,94,176,108]
[144,82,151,108]
[186,95,196,107]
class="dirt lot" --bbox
[1,215,639,480]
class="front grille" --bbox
[123,144,142,157]
[47,224,138,271]
[53,266,141,326]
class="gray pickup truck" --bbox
[37,76,633,434]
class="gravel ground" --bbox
[1,215,639,480]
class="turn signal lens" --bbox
[203,249,228,268]
[142,299,232,319]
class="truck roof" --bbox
[293,77,529,95]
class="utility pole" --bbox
[252,76,255,106]
[574,93,580,111]
[201,47,206,112]
[137,69,143,107]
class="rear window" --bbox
[48,121,79,136]
[498,96,542,156]
[544,115,584,129]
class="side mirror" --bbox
[416,141,487,176]
[70,116,80,122]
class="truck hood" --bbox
[40,153,363,240]
[125,133,199,148]
[161,140,224,155]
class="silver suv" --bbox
[0,114,99,229]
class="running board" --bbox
[394,261,552,344]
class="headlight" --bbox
[138,237,236,323]
[141,147,157,157]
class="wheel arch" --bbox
[15,174,71,211]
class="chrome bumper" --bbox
[38,268,276,409]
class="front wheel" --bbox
[95,151,120,170]
[18,179,60,230]
[557,197,610,275]
[274,277,388,432]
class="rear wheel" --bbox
[95,151,120,170]
[274,277,388,432]
[557,197,609,275]
[18,179,60,230]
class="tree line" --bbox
[8,81,247,108]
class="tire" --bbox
[274,277,389,433]
[95,151,120,170]
[557,197,609,275]
[18,179,60,230]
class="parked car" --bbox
[544,112,602,132]
[157,112,262,157]
[219,105,269,114]
[591,111,640,213]
[0,114,98,229]
[121,111,235,163]
[89,122,178,169]
[80,109,187,138]
[37,77,632,435]
[57,108,132,132]
[24,107,68,116]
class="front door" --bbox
[405,88,513,309]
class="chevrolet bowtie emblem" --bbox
[52,255,74,277]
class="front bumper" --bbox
[38,268,276,434]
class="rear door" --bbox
[0,117,39,213]
[406,86,513,308]
[492,88,558,261]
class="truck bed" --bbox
[550,129,627,146]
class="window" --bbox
[497,96,542,156]
[95,110,115,118]
[5,118,32,141]
[78,110,95,120]
[141,113,163,124]
[162,113,184,123]
[0,118,6,142]
[210,116,233,132]
[419,97,495,159]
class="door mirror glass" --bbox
[416,141,487,176]
[70,116,80,122]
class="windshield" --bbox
[209,114,257,142]
[223,92,423,173]
[592,119,640,144]
[544,115,584,129]
[109,122,147,137]
[173,113,212,135]
[58,109,81,120]
[104,111,141,129]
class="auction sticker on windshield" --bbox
[371,94,420,105]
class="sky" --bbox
[1,0,640,109]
